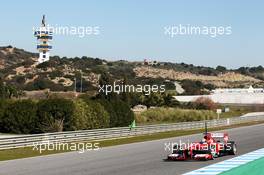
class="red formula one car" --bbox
[167,130,237,161]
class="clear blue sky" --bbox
[1,0,263,68]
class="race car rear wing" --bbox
[203,132,228,138]
[204,132,229,142]
[209,133,227,138]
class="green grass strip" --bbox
[220,157,264,175]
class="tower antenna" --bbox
[42,15,46,27]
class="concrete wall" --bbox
[174,93,264,104]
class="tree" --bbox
[0,78,7,99]
[5,85,23,98]
[32,79,49,90]
[163,93,180,107]
[96,99,117,127]
[97,72,116,100]
[0,79,22,99]
[0,99,8,132]
[71,99,93,130]
[97,99,134,127]
[120,76,131,106]
[181,80,204,95]
[1,100,37,134]
[85,100,110,129]
[128,92,142,107]
[71,99,110,130]
[37,98,74,132]
[237,67,249,75]
[193,97,217,110]
[111,100,134,127]
[143,93,164,108]
[216,65,227,73]
[95,72,135,127]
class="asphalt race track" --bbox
[1,123,264,175]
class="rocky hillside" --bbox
[0,46,37,69]
[134,66,260,87]
[1,46,264,94]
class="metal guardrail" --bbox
[0,115,263,150]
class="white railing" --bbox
[0,115,263,150]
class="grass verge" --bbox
[0,120,264,161]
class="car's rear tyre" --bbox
[228,142,237,155]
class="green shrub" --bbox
[36,98,74,132]
[71,99,92,130]
[0,100,9,131]
[136,107,215,124]
[85,100,110,129]
[71,99,110,130]
[97,99,134,127]
[0,96,133,134]
[36,61,51,70]
[193,97,217,110]
[1,100,37,134]
[111,100,134,127]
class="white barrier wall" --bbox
[174,93,264,104]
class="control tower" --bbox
[34,15,53,63]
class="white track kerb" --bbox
[183,148,264,175]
